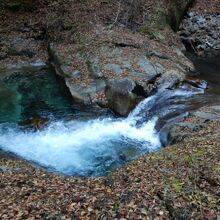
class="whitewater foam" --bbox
[0,85,205,176]
[0,116,160,176]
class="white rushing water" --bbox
[0,95,160,176]
[0,86,205,176]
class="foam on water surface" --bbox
[0,117,160,176]
[0,67,206,176]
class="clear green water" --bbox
[0,65,155,176]
[0,65,111,126]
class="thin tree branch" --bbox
[111,0,122,27]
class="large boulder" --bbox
[65,79,106,105]
[157,69,185,88]
[48,25,195,116]
[106,78,146,116]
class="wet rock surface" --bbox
[106,78,146,116]
[179,12,220,56]
[168,105,220,144]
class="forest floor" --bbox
[1,0,219,67]
[191,0,220,13]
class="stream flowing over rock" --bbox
[0,63,207,176]
[1,0,220,218]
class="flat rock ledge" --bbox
[167,105,220,144]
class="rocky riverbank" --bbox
[1,1,219,114]
[169,105,220,144]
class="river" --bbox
[0,53,219,176]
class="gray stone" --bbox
[190,112,220,121]
[210,106,220,113]
[104,63,123,75]
[167,121,206,145]
[72,70,81,78]
[130,71,148,78]
[5,36,38,58]
[122,60,132,69]
[65,79,106,105]
[155,63,165,75]
[106,78,145,116]
[157,69,185,88]
[100,46,122,58]
[60,65,81,78]
[149,51,169,59]
[138,57,157,76]
[31,60,46,67]
[49,45,81,79]
[136,57,165,81]
[87,58,103,78]
[0,166,10,172]
[177,122,206,130]
[0,165,24,172]
[48,38,192,114]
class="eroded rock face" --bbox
[65,79,106,105]
[48,15,198,116]
[167,105,220,145]
[0,0,203,116]
[167,0,196,31]
[179,12,220,55]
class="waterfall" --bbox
[0,104,160,176]
[0,84,205,176]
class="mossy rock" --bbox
[166,0,196,32]
[151,5,168,30]
[141,0,196,32]
[140,24,165,42]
